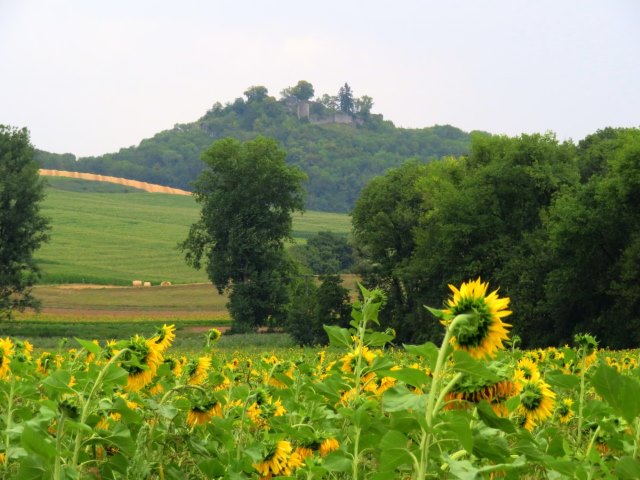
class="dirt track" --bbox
[39,169,191,195]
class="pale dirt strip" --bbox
[39,169,192,196]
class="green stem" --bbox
[71,348,129,471]
[3,376,15,469]
[584,425,600,463]
[53,413,66,480]
[433,373,463,415]
[576,347,587,449]
[352,426,361,480]
[417,315,465,479]
[633,418,640,460]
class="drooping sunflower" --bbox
[121,335,163,392]
[516,377,556,431]
[0,337,15,380]
[13,339,33,361]
[319,437,340,457]
[152,324,176,353]
[36,351,57,375]
[443,278,512,359]
[446,361,519,416]
[186,402,222,427]
[253,440,298,479]
[186,356,211,385]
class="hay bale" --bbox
[160,281,172,286]
[143,281,152,287]
[132,280,142,287]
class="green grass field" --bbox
[36,177,351,285]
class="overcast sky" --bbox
[1,0,639,157]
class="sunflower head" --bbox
[440,278,512,359]
[557,397,574,424]
[517,378,556,431]
[153,324,176,353]
[121,335,162,392]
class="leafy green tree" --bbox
[355,95,374,118]
[243,85,269,103]
[338,83,354,114]
[544,128,640,347]
[289,231,354,274]
[180,136,306,329]
[287,274,351,345]
[0,126,50,319]
[410,133,578,346]
[290,80,315,102]
[353,134,579,345]
[352,160,431,341]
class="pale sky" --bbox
[1,0,639,157]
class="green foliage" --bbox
[289,230,355,274]
[181,136,306,329]
[287,274,351,345]
[544,128,640,347]
[338,82,355,114]
[36,83,473,212]
[0,126,51,319]
[290,80,314,102]
[353,128,640,348]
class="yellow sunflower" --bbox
[517,378,556,431]
[186,402,222,427]
[319,437,340,457]
[557,397,574,424]
[516,357,541,382]
[186,356,211,385]
[152,324,176,353]
[253,440,295,478]
[36,351,56,375]
[0,337,15,380]
[443,278,511,359]
[122,335,163,392]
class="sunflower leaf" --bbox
[74,337,101,355]
[591,363,640,423]
[452,350,500,383]
[323,325,352,349]
[424,305,446,319]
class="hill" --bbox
[36,82,481,212]
[36,176,350,285]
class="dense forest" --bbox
[35,81,476,212]
[351,127,640,349]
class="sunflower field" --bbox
[1,280,639,479]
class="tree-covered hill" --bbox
[36,81,479,212]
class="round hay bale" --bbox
[143,281,152,287]
[132,280,142,287]
[160,281,172,286]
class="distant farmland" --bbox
[36,176,351,285]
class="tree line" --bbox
[352,127,640,349]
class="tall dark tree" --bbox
[286,274,351,345]
[544,128,640,347]
[338,83,354,114]
[180,136,306,329]
[0,126,50,319]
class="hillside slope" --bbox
[36,177,350,285]
[36,84,482,212]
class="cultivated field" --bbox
[36,177,351,285]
